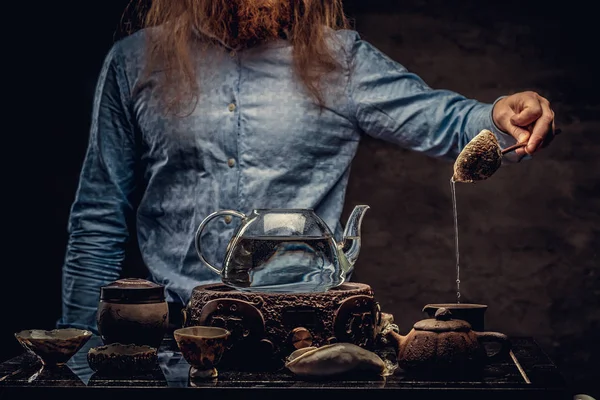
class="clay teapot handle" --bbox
[474,331,511,363]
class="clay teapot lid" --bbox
[100,278,165,304]
[413,308,471,332]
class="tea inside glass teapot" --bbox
[195,206,369,293]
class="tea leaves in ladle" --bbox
[453,129,503,183]
[453,129,529,183]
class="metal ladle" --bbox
[452,129,527,183]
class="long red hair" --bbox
[121,0,351,114]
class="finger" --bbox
[507,124,531,158]
[511,124,531,144]
[514,147,529,158]
[513,126,531,157]
[527,100,555,153]
[510,101,543,127]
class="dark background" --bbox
[3,0,598,398]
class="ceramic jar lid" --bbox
[100,278,165,304]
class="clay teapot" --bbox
[386,307,511,377]
[194,206,370,293]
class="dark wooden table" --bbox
[0,335,569,400]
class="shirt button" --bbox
[228,103,236,112]
[224,215,233,224]
[230,50,236,57]
[227,158,236,168]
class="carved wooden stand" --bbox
[184,282,381,370]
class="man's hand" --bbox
[492,91,558,157]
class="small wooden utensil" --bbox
[500,141,528,155]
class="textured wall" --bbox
[342,2,599,397]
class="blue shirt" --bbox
[58,28,519,332]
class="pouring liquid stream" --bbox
[450,177,461,303]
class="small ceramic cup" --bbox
[173,326,231,379]
[14,328,93,367]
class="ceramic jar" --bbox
[97,278,169,349]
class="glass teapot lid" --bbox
[240,209,331,237]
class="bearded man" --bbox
[58,0,557,332]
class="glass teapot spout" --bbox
[339,205,370,273]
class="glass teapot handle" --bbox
[194,210,246,275]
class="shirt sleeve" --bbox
[344,31,521,163]
[57,42,138,332]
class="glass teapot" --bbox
[194,206,370,293]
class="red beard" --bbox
[206,0,290,48]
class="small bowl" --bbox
[173,326,230,379]
[87,343,158,375]
[14,328,93,366]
